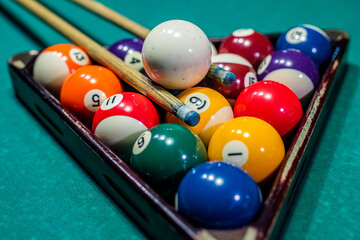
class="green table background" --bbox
[1,0,359,239]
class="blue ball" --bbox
[276,24,332,67]
[176,162,262,229]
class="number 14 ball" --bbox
[142,20,212,90]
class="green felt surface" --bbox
[0,0,359,239]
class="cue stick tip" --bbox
[207,63,235,87]
[177,105,200,126]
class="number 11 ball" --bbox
[92,93,160,161]
[142,20,212,90]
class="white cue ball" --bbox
[142,20,212,90]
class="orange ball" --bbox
[33,43,92,95]
[60,65,123,125]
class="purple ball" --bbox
[257,49,320,86]
[108,38,144,72]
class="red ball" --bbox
[234,80,303,137]
[219,29,274,69]
[92,92,160,161]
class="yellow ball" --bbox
[208,117,285,183]
[165,87,233,146]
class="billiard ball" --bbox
[234,80,303,138]
[218,29,274,69]
[202,53,257,104]
[210,41,218,56]
[142,20,212,90]
[92,92,160,161]
[276,24,332,66]
[60,65,123,125]
[208,117,285,183]
[33,43,91,96]
[130,123,207,198]
[108,38,145,73]
[176,161,262,229]
[257,49,319,102]
[165,87,234,146]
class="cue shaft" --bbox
[72,0,150,39]
[71,0,235,87]
[16,0,200,126]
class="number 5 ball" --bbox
[60,65,123,125]
[142,20,212,90]
[208,117,285,183]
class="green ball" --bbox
[130,123,207,198]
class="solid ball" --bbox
[176,161,262,229]
[33,43,91,95]
[130,123,207,198]
[219,29,274,69]
[92,92,160,161]
[234,80,303,138]
[208,117,285,183]
[108,38,145,72]
[276,24,332,66]
[257,49,319,101]
[203,53,257,103]
[60,65,123,125]
[165,87,234,146]
[142,20,212,90]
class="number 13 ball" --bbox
[142,20,212,90]
[33,43,91,96]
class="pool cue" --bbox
[71,0,235,87]
[16,0,200,127]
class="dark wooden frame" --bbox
[8,30,349,239]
